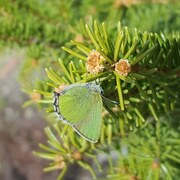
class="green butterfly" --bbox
[53,83,103,143]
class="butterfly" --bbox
[53,82,103,143]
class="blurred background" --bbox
[0,0,179,179]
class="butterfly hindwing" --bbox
[73,95,102,142]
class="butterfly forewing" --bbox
[59,85,96,124]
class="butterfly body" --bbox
[53,83,103,142]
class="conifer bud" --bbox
[86,50,104,74]
[55,84,67,93]
[114,59,131,76]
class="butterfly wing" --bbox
[59,85,95,124]
[58,84,103,142]
[72,95,102,142]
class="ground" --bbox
[0,49,92,180]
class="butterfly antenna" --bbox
[102,95,119,105]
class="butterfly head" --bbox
[86,82,102,94]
